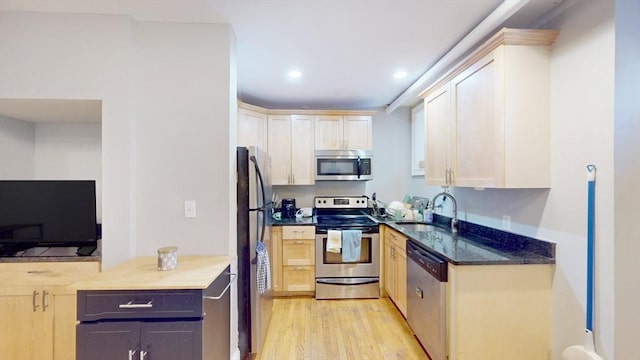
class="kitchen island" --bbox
[73,255,232,360]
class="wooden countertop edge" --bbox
[71,255,233,291]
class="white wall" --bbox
[543,3,616,357]
[34,122,102,221]
[399,1,621,358]
[0,116,35,178]
[367,107,416,203]
[0,12,239,357]
[134,21,235,256]
[0,12,135,269]
[613,0,640,357]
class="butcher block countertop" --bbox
[72,255,232,291]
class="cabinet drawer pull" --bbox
[42,290,48,312]
[27,270,52,274]
[203,272,237,301]
[293,267,306,271]
[32,290,40,312]
[119,300,153,309]
[128,350,136,360]
[294,241,305,244]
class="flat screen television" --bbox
[0,180,97,256]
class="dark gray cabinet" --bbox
[78,321,201,360]
[76,266,231,360]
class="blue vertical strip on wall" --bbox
[586,165,596,331]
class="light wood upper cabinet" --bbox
[290,115,315,185]
[237,107,267,151]
[315,115,372,150]
[421,28,557,188]
[424,84,452,186]
[314,115,343,150]
[267,114,315,185]
[242,102,376,183]
[343,115,373,150]
[451,47,504,188]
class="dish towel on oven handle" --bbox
[326,230,342,253]
[256,241,271,294]
[341,229,362,262]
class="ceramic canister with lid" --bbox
[157,246,178,271]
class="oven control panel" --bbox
[315,196,369,209]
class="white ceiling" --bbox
[0,0,563,121]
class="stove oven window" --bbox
[322,236,372,264]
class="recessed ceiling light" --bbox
[288,70,302,78]
[393,71,407,79]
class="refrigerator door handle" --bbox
[250,155,267,243]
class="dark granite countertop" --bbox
[271,216,316,226]
[384,216,555,265]
[270,212,554,265]
[0,255,100,263]
[0,241,102,263]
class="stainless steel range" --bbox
[314,196,380,299]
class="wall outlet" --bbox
[184,200,196,218]
[502,215,511,231]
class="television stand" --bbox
[76,245,97,256]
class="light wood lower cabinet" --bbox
[447,264,552,359]
[0,261,100,360]
[383,226,407,317]
[272,225,316,294]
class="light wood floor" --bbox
[258,297,428,360]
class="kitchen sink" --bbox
[397,223,437,233]
[392,221,448,234]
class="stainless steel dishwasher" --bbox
[406,240,448,360]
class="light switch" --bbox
[184,200,196,218]
[502,215,511,231]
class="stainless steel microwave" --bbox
[315,150,373,181]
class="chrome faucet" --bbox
[430,190,458,232]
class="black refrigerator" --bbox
[237,146,273,360]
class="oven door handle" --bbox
[316,278,379,286]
